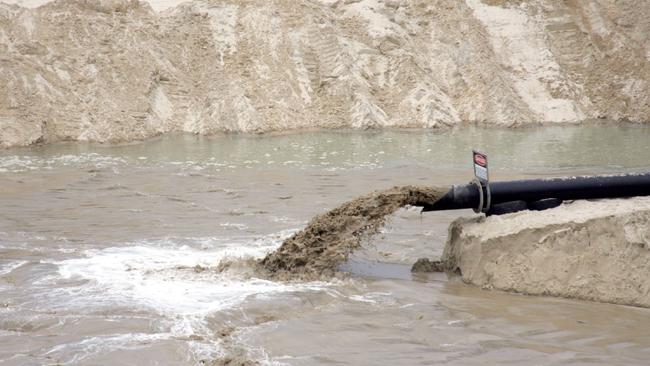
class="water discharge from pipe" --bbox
[260,186,447,280]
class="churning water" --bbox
[1,125,650,365]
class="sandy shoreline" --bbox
[2,119,647,151]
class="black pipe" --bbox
[421,172,650,212]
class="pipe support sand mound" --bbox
[441,197,650,308]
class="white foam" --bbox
[0,260,27,291]
[49,236,311,328]
[44,332,175,365]
[349,291,394,305]
[54,242,318,316]
[0,153,126,172]
[43,233,327,361]
[0,260,27,276]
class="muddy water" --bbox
[261,185,445,280]
[1,125,650,365]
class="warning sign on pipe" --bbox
[473,150,489,183]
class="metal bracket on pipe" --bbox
[471,178,491,214]
[484,181,491,213]
[472,150,491,214]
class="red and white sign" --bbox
[474,154,487,167]
[473,150,489,183]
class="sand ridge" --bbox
[1,0,649,148]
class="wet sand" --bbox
[261,186,445,280]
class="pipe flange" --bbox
[471,178,484,214]
[471,179,491,214]
[483,182,491,213]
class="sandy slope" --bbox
[0,0,648,147]
[0,0,189,11]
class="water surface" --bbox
[1,125,650,365]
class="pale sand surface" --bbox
[1,0,648,147]
[0,0,188,10]
[444,197,650,308]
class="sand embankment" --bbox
[442,197,650,308]
[1,0,649,148]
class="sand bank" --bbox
[1,0,649,148]
[442,197,650,308]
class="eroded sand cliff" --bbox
[442,197,650,308]
[1,0,649,147]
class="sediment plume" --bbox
[410,257,444,273]
[261,185,445,280]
